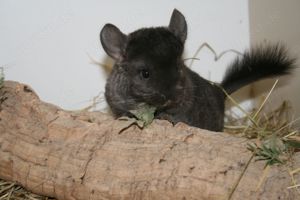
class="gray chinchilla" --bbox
[100,9,295,131]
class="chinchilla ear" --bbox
[168,9,187,43]
[100,23,127,61]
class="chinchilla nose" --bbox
[152,93,167,106]
[157,93,167,105]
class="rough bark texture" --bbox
[0,81,299,200]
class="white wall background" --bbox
[0,0,249,110]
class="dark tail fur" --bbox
[221,44,296,94]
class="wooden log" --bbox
[0,81,299,200]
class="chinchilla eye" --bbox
[140,69,150,79]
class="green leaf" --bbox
[247,137,285,167]
[129,103,156,127]
[117,103,157,133]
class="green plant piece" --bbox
[118,103,157,133]
[248,137,286,167]
[129,103,156,127]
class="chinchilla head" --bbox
[100,9,187,107]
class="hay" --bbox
[225,97,299,166]
[0,179,56,200]
[0,67,4,89]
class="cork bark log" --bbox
[0,81,299,200]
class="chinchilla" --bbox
[100,9,295,131]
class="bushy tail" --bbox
[221,44,296,94]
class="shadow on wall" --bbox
[249,0,300,126]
